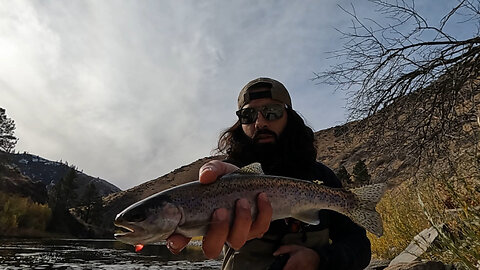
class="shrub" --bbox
[0,191,51,234]
[369,144,480,268]
[417,151,480,269]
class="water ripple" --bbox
[0,238,222,269]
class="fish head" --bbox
[114,194,183,245]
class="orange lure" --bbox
[134,244,144,252]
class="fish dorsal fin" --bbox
[233,163,264,175]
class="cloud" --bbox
[0,0,368,189]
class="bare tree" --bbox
[315,0,480,169]
[316,0,479,118]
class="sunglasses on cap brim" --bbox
[236,103,285,124]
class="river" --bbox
[0,238,222,269]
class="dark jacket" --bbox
[222,160,371,270]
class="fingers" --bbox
[195,162,272,258]
[273,245,321,270]
[248,192,272,240]
[166,234,191,254]
[199,160,239,184]
[202,208,230,258]
[228,192,272,249]
[226,198,252,249]
[202,193,271,256]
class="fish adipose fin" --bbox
[231,163,264,175]
[348,183,387,237]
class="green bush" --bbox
[0,191,51,234]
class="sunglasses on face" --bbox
[236,103,285,124]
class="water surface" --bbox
[0,238,222,269]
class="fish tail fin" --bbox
[347,183,387,237]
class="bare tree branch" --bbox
[315,0,480,176]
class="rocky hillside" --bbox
[314,121,413,187]
[315,73,479,187]
[7,152,121,197]
[0,150,121,208]
[0,150,124,237]
[0,151,48,204]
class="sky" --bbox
[0,0,470,190]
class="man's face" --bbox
[240,97,287,144]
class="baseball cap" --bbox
[237,77,292,109]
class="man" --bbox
[167,78,371,269]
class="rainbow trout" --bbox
[114,163,386,247]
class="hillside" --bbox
[314,121,413,187]
[0,150,124,237]
[316,83,480,187]
[7,152,121,197]
[0,151,48,204]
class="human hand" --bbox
[273,245,321,270]
[166,160,273,258]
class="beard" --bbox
[252,129,279,144]
[242,129,284,174]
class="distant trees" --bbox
[0,108,18,153]
[352,160,371,184]
[336,165,352,185]
[80,182,103,225]
[336,161,371,185]
[49,166,78,213]
[48,167,104,227]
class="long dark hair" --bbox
[216,108,317,179]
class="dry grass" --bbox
[369,143,480,268]
[368,181,430,259]
[417,153,480,269]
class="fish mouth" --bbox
[114,223,134,237]
[114,222,146,240]
[114,222,169,246]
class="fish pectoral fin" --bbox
[292,210,320,225]
[230,163,264,175]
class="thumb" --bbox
[199,160,238,184]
